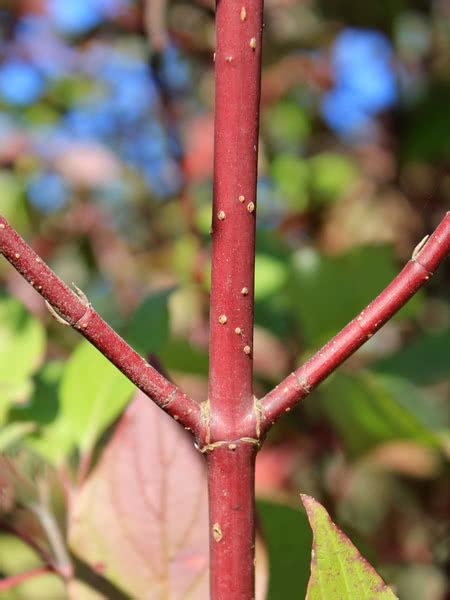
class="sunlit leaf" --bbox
[11,362,74,465]
[61,341,134,452]
[255,254,288,300]
[0,535,65,599]
[67,580,108,600]
[0,295,45,423]
[0,172,29,231]
[301,494,397,599]
[308,152,357,204]
[271,154,309,211]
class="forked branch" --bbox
[259,212,450,434]
[0,216,201,433]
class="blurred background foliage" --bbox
[0,0,449,598]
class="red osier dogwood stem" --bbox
[1,2,450,597]
[1,199,449,600]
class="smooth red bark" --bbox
[260,212,450,430]
[0,216,201,433]
[208,0,264,442]
[205,2,264,598]
[207,444,257,600]
[0,2,449,594]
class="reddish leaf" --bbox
[69,392,209,599]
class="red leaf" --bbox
[69,392,209,598]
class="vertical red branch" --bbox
[207,445,257,600]
[207,1,264,598]
[209,0,264,439]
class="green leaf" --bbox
[0,535,65,600]
[374,329,450,386]
[271,154,310,211]
[124,289,172,356]
[301,495,397,599]
[320,372,440,456]
[401,84,450,162]
[61,341,134,452]
[159,338,209,376]
[377,373,449,430]
[0,295,46,423]
[255,254,288,300]
[257,500,312,599]
[265,101,311,148]
[0,172,29,231]
[308,153,357,204]
[10,361,62,427]
[254,296,292,339]
[11,361,74,465]
[289,245,420,347]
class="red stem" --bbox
[206,1,264,598]
[0,7,448,596]
[0,216,201,433]
[208,0,263,441]
[207,445,257,600]
[260,212,450,431]
[0,566,53,592]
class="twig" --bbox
[259,212,450,432]
[144,0,168,52]
[0,216,201,433]
[0,566,53,592]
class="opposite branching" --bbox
[1,1,449,597]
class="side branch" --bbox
[260,212,450,433]
[0,216,201,433]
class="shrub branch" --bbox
[259,212,450,432]
[0,216,201,433]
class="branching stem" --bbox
[0,0,449,592]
